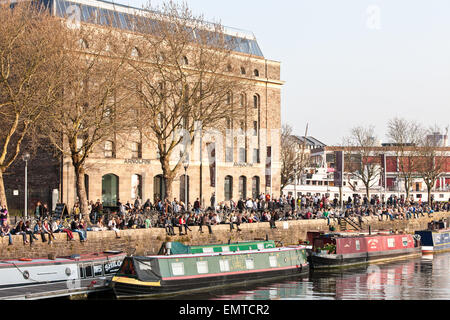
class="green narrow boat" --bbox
[112,241,308,299]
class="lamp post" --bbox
[294,167,298,211]
[22,153,30,219]
[181,151,189,211]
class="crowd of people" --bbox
[1,193,449,245]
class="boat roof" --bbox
[141,245,306,260]
[0,252,126,268]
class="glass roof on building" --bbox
[52,0,264,57]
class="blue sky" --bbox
[121,0,450,145]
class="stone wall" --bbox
[1,212,449,260]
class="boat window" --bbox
[257,243,265,250]
[171,262,185,276]
[118,259,135,276]
[355,240,360,251]
[221,246,230,252]
[269,256,277,268]
[203,248,214,253]
[245,258,255,270]
[196,261,209,274]
[84,265,93,278]
[79,266,85,279]
[387,238,395,248]
[402,237,408,247]
[219,259,230,272]
[94,265,103,277]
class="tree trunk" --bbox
[74,164,89,222]
[160,156,176,202]
[0,169,8,215]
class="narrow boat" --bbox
[308,231,422,269]
[0,251,126,300]
[111,241,309,299]
[415,219,450,254]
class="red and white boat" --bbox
[308,231,422,269]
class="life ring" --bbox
[18,258,32,262]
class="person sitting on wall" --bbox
[42,220,55,245]
[25,220,38,244]
[1,220,13,246]
[33,220,48,243]
[12,220,30,244]
[71,216,87,242]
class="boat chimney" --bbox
[369,226,371,235]
[165,242,172,256]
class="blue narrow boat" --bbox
[415,219,450,254]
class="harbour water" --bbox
[164,252,450,300]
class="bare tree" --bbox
[41,23,133,219]
[415,125,449,204]
[126,1,250,200]
[0,3,65,211]
[280,124,310,191]
[343,126,381,199]
[386,117,425,199]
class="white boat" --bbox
[0,251,126,300]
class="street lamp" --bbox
[22,152,30,220]
[294,167,298,212]
[181,151,189,210]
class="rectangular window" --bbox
[245,258,255,270]
[131,142,142,159]
[355,240,360,251]
[253,121,258,136]
[253,149,260,164]
[171,262,185,276]
[94,265,103,277]
[257,243,265,250]
[219,259,230,272]
[269,256,277,268]
[222,246,230,252]
[402,237,408,247]
[104,141,114,158]
[226,147,233,163]
[239,148,246,163]
[196,261,209,274]
[202,247,214,253]
[387,238,395,248]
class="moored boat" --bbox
[0,251,126,300]
[308,231,422,269]
[415,219,450,254]
[112,241,308,299]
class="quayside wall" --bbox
[1,213,449,260]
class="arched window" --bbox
[239,176,247,200]
[240,94,246,108]
[154,175,166,202]
[131,47,140,58]
[240,67,246,75]
[131,174,142,201]
[224,176,233,201]
[182,56,189,65]
[79,38,88,49]
[254,69,260,77]
[226,92,232,105]
[180,175,190,204]
[253,94,260,109]
[102,174,119,207]
[226,64,233,72]
[104,140,115,158]
[252,176,260,199]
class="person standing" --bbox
[34,201,43,221]
[0,204,8,226]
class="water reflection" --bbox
[167,253,450,300]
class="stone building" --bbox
[4,0,283,213]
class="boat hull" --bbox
[113,264,308,299]
[311,247,422,269]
